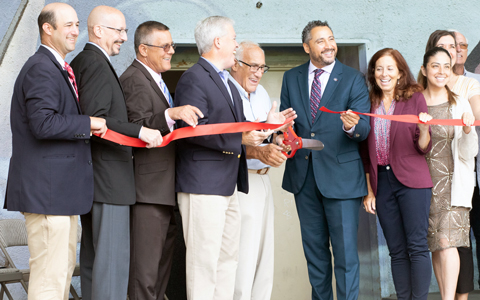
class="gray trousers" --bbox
[80,202,130,300]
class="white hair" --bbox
[194,16,234,55]
[449,29,469,44]
[235,41,264,63]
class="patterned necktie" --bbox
[159,78,174,107]
[64,61,78,100]
[310,68,324,123]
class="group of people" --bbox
[5,2,480,300]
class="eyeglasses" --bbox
[143,42,177,52]
[101,25,128,35]
[238,60,270,73]
[457,43,468,50]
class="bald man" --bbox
[70,6,162,300]
[5,3,107,300]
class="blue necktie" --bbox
[159,78,173,107]
[310,69,324,123]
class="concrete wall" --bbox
[2,0,480,299]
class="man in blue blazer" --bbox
[5,3,106,299]
[280,20,370,300]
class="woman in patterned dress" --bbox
[419,47,477,300]
[362,48,433,300]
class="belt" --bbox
[248,167,270,175]
[378,165,391,172]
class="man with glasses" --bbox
[70,6,163,300]
[119,20,203,300]
[229,41,288,300]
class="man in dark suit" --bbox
[5,3,107,299]
[174,16,289,300]
[280,20,371,300]
[70,6,163,300]
[120,21,202,300]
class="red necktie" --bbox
[64,61,79,100]
[310,69,324,123]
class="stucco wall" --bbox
[2,0,480,299]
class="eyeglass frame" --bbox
[237,60,270,73]
[101,25,128,35]
[143,42,177,52]
[457,43,468,50]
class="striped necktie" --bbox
[159,78,173,107]
[64,61,79,100]
[310,68,324,122]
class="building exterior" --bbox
[1,0,480,298]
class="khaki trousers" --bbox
[24,213,77,300]
[234,173,274,300]
[178,191,241,300]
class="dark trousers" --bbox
[294,161,361,300]
[80,202,130,300]
[376,166,431,300]
[128,203,177,300]
[471,183,480,286]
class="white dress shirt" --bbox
[229,74,271,170]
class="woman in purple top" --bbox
[362,48,433,300]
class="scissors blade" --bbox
[302,139,324,150]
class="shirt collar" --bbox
[41,44,65,67]
[135,58,162,83]
[87,42,111,61]
[308,59,336,75]
[228,74,251,100]
[201,57,229,80]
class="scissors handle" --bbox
[282,126,302,158]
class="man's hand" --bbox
[247,144,287,167]
[139,127,163,148]
[168,105,204,127]
[340,109,360,131]
[266,101,297,132]
[89,116,107,138]
[274,133,291,152]
[242,130,273,146]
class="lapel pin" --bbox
[333,78,338,81]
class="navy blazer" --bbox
[174,58,248,196]
[5,46,93,215]
[280,60,371,199]
[71,43,141,206]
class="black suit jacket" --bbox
[71,43,141,205]
[5,46,93,215]
[120,60,175,206]
[174,58,248,196]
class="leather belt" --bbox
[248,167,270,175]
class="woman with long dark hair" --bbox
[420,47,477,300]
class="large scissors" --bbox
[282,126,324,158]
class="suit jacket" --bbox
[174,58,248,196]
[280,59,370,199]
[71,43,142,205]
[119,60,175,206]
[5,46,92,215]
[361,92,433,196]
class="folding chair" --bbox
[0,219,29,300]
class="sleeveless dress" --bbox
[426,102,470,252]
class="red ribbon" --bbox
[319,106,478,126]
[94,119,290,148]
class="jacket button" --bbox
[355,133,360,137]
[311,133,315,137]
[305,156,308,160]
[88,160,92,165]
[237,154,240,158]
[85,140,89,144]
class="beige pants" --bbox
[24,213,77,300]
[234,173,274,300]
[178,191,241,300]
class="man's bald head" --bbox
[37,3,79,58]
[87,5,128,57]
[38,2,75,37]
